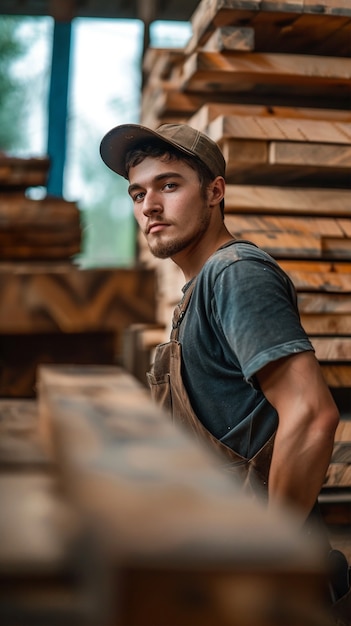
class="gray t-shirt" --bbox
[178,240,314,458]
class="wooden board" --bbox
[181,50,351,89]
[221,138,351,185]
[35,364,330,626]
[0,399,48,468]
[187,0,351,56]
[312,337,351,361]
[0,193,80,228]
[224,185,351,217]
[0,156,50,190]
[0,264,157,334]
[207,113,351,144]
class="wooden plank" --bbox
[300,313,351,335]
[192,102,351,127]
[186,0,351,55]
[335,420,351,441]
[285,270,351,292]
[227,230,323,257]
[0,265,156,334]
[36,363,330,626]
[0,471,99,625]
[298,293,351,313]
[0,193,81,229]
[221,138,351,185]
[324,462,351,489]
[226,214,351,258]
[280,260,351,273]
[0,230,81,247]
[224,185,351,216]
[270,141,351,167]
[142,48,185,82]
[0,400,48,467]
[207,113,351,144]
[225,214,346,237]
[312,337,351,360]
[0,242,81,261]
[0,156,50,189]
[321,364,351,387]
[0,472,74,572]
[321,236,351,258]
[182,51,351,91]
[331,442,351,463]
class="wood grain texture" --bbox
[187,0,351,57]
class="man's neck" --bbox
[173,227,234,283]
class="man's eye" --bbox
[133,192,145,202]
[164,183,176,190]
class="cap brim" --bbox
[100,123,199,179]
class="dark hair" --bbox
[125,141,225,216]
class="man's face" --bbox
[128,155,211,260]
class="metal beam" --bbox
[46,19,72,197]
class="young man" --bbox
[100,123,339,525]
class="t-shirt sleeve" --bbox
[212,259,314,386]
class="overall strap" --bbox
[171,278,197,341]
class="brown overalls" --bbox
[147,277,276,501]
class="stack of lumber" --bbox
[0,365,336,626]
[0,264,157,396]
[137,0,351,547]
[0,154,81,260]
[0,154,157,397]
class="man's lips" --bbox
[147,223,169,234]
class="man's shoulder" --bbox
[206,239,278,270]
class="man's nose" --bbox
[143,191,162,215]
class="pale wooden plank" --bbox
[301,313,351,335]
[298,293,351,313]
[287,270,351,292]
[229,230,324,257]
[335,420,351,441]
[332,443,351,463]
[208,113,351,144]
[190,103,351,133]
[224,185,351,216]
[221,138,351,184]
[324,464,351,488]
[312,337,351,360]
[270,141,351,167]
[225,214,346,237]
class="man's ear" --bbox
[208,176,225,206]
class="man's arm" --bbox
[256,350,339,523]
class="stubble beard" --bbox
[147,203,212,260]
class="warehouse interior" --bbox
[0,1,350,624]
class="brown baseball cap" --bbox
[100,123,226,180]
